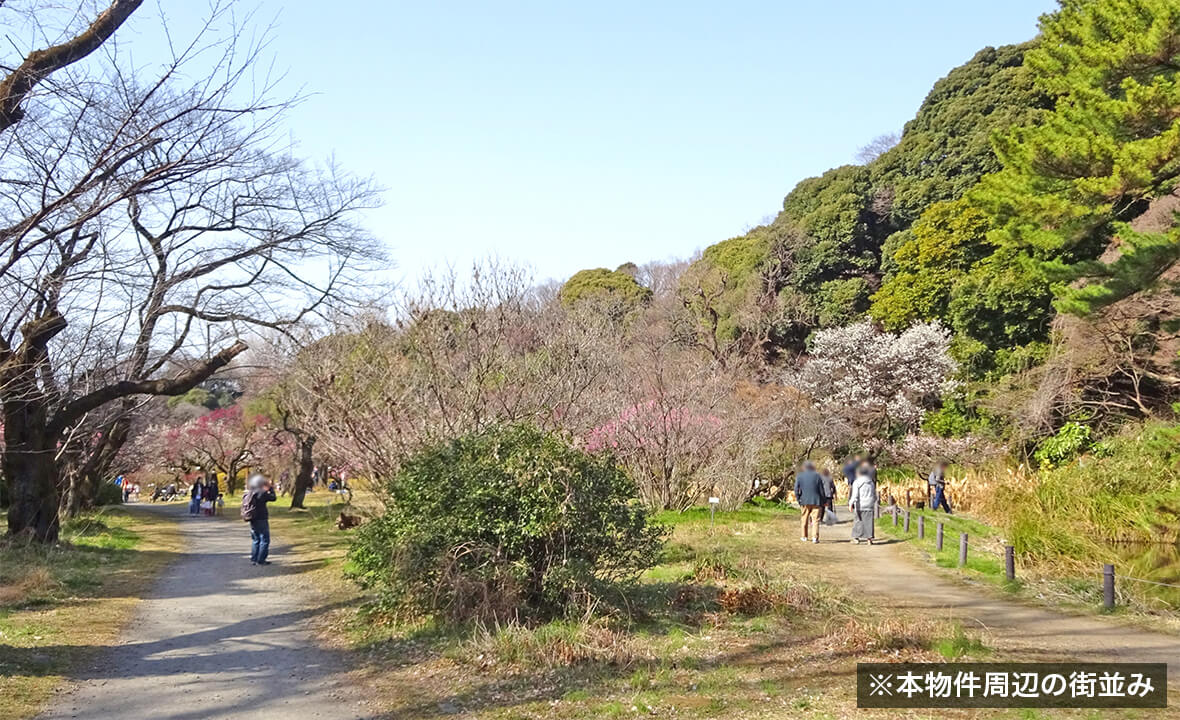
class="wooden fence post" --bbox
[892,506,898,526]
[959,532,968,567]
[936,522,944,551]
[904,510,911,533]
[918,514,925,539]
[1103,564,1115,610]
[1004,545,1015,581]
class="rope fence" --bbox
[876,504,1180,610]
[1117,575,1180,590]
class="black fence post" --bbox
[959,532,968,567]
[1103,564,1115,611]
[1004,545,1015,581]
[918,514,925,540]
[904,510,911,533]
[936,521,944,551]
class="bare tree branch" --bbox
[0,0,144,133]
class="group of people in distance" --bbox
[794,455,954,545]
[183,470,278,567]
[188,473,222,517]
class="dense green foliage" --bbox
[871,199,993,331]
[560,267,652,314]
[872,44,1049,229]
[976,0,1180,316]
[1032,421,1094,467]
[347,425,666,623]
[683,42,1049,353]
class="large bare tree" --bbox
[0,2,382,540]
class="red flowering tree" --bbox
[587,401,725,510]
[154,406,274,494]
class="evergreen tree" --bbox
[976,0,1180,315]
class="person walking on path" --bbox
[243,474,277,565]
[849,467,878,544]
[929,460,953,514]
[820,468,837,519]
[794,460,826,543]
[842,454,861,494]
[188,480,202,516]
[203,475,218,516]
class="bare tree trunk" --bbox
[4,400,60,541]
[61,468,83,518]
[290,436,316,509]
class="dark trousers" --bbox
[932,486,953,513]
[250,518,271,563]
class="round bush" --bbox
[347,424,666,623]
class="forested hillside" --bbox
[563,2,1180,456]
[673,42,1050,360]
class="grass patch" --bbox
[876,506,1010,584]
[0,506,182,720]
[933,622,990,660]
[326,500,1003,719]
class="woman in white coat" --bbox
[848,467,877,544]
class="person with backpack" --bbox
[242,474,277,565]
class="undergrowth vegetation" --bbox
[986,422,1180,560]
[341,502,988,719]
[347,424,667,624]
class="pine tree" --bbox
[975,0,1180,315]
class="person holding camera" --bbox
[242,474,277,565]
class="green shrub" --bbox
[559,267,652,316]
[1032,422,1092,468]
[95,481,124,506]
[347,424,667,624]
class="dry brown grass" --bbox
[0,567,55,606]
[877,465,1015,514]
[825,616,941,656]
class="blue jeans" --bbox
[250,519,270,563]
[932,486,953,513]
[189,497,200,515]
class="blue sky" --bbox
[126,1,1058,286]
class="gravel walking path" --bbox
[37,503,374,720]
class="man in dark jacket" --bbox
[246,474,278,565]
[794,460,826,543]
[842,455,862,492]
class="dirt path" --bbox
[37,503,374,720]
[803,507,1179,679]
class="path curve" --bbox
[805,508,1179,679]
[37,503,373,720]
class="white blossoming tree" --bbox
[799,320,957,442]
